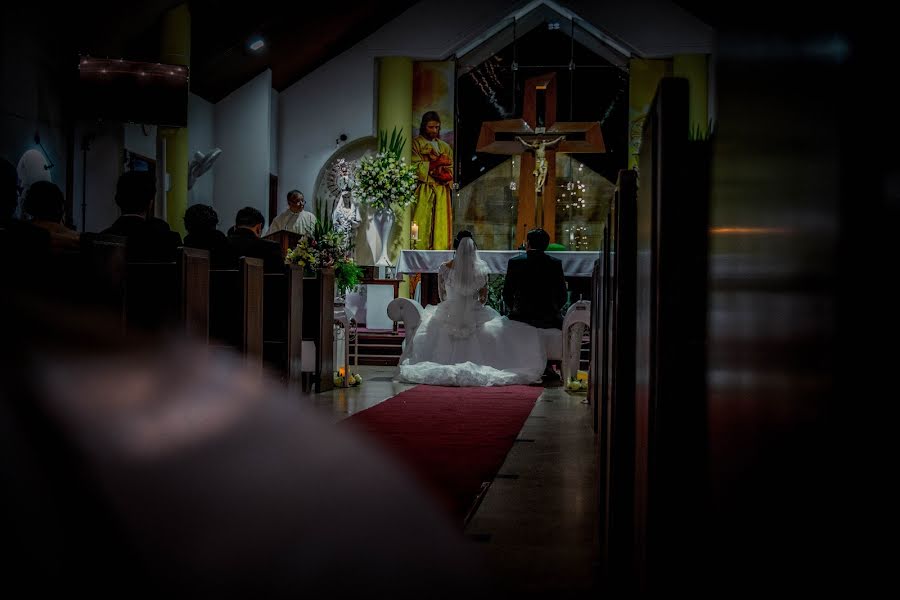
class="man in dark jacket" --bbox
[101,171,182,262]
[226,206,284,272]
[502,228,568,329]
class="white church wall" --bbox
[72,121,123,233]
[213,69,272,230]
[188,93,216,207]
[124,124,157,160]
[270,89,279,177]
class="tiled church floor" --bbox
[308,365,599,595]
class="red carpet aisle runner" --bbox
[343,385,542,521]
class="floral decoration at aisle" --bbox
[285,206,363,296]
[354,127,417,266]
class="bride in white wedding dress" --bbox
[398,233,546,386]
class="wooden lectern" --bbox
[263,230,301,261]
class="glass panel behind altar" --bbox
[553,154,616,251]
[453,157,522,250]
[454,155,614,251]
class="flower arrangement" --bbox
[354,127,417,216]
[334,370,363,387]
[566,370,589,393]
[285,204,363,295]
[285,237,317,269]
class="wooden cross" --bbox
[476,72,605,246]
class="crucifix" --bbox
[476,72,605,246]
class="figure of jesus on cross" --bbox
[515,135,565,194]
[477,72,605,246]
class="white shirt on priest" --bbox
[266,208,316,237]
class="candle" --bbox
[411,221,419,241]
[338,367,345,377]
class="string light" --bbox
[79,57,189,80]
[556,158,594,249]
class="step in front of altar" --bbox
[355,328,405,366]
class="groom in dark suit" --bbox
[502,228,568,329]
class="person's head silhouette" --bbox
[183,204,219,235]
[526,228,550,251]
[453,229,475,250]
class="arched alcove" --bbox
[312,136,377,264]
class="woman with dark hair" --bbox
[452,229,472,249]
[183,204,232,268]
[398,230,545,386]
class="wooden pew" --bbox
[633,78,710,594]
[595,78,710,594]
[124,247,209,339]
[69,233,128,327]
[263,264,305,386]
[595,168,637,592]
[302,267,335,393]
[209,257,264,369]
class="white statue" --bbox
[333,190,361,247]
[326,158,361,250]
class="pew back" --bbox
[210,257,264,367]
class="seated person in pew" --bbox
[22,181,80,252]
[226,206,285,272]
[101,171,182,262]
[0,158,50,268]
[183,203,233,268]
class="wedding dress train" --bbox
[398,239,545,386]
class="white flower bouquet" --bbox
[355,127,417,216]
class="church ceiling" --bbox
[33,0,812,104]
[43,0,419,103]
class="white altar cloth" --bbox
[397,250,598,277]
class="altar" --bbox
[397,250,599,277]
[397,249,598,307]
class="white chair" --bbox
[344,293,362,366]
[560,300,590,383]
[387,297,424,361]
[386,298,590,379]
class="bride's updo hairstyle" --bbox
[453,229,475,250]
